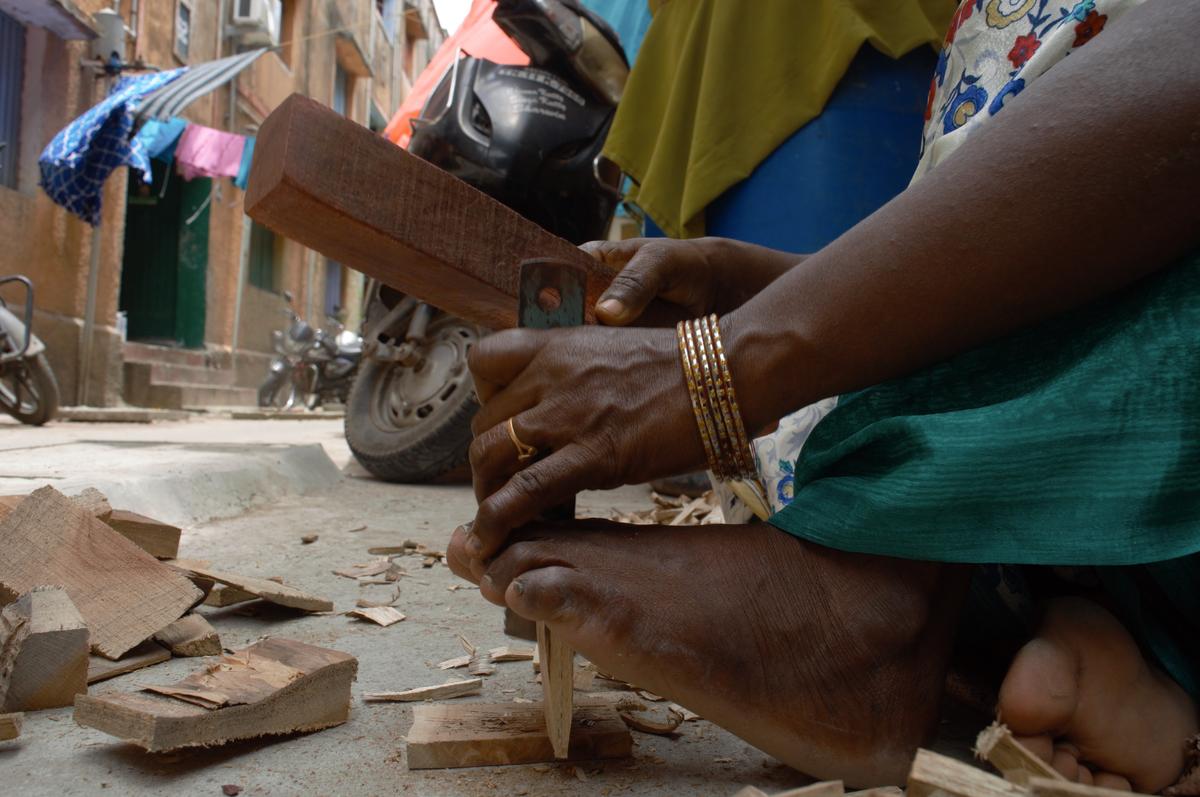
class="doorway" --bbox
[119,161,210,348]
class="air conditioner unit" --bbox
[231,0,281,47]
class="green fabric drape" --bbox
[604,0,954,239]
[770,251,1200,567]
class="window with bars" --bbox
[0,10,25,191]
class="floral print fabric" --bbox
[735,0,1143,519]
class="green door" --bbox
[119,161,209,348]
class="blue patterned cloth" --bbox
[38,69,186,225]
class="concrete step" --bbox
[123,341,210,368]
[131,382,259,411]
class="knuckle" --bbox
[510,465,549,498]
[468,435,488,468]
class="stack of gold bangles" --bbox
[676,314,759,482]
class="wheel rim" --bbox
[370,320,477,433]
[0,361,44,418]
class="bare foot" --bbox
[999,596,1199,792]
[448,519,967,785]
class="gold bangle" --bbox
[695,315,754,477]
[676,320,723,475]
[707,315,757,476]
[686,318,736,478]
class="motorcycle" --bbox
[259,291,363,410]
[344,0,629,482]
[0,276,60,426]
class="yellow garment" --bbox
[605,0,955,238]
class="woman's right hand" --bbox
[582,237,805,327]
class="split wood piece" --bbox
[246,94,673,330]
[74,638,357,751]
[908,748,1030,797]
[365,678,482,703]
[333,559,392,580]
[87,640,171,684]
[468,650,495,677]
[72,488,113,521]
[178,565,332,613]
[619,705,685,736]
[537,621,574,759]
[489,646,534,663]
[846,788,904,797]
[347,606,406,627]
[438,654,471,670]
[0,711,21,740]
[405,701,632,770]
[774,783,845,797]
[105,510,181,560]
[1029,776,1157,797]
[0,486,202,659]
[203,584,258,607]
[0,587,89,711]
[153,614,221,657]
[976,721,1067,784]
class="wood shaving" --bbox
[611,490,722,526]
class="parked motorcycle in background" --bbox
[0,276,60,425]
[344,0,629,482]
[259,291,363,411]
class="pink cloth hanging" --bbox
[175,124,246,180]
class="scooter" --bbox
[0,276,60,426]
[259,292,362,410]
[344,0,628,482]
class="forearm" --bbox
[727,0,1200,433]
[702,238,806,313]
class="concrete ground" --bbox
[0,414,842,797]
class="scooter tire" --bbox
[11,353,60,426]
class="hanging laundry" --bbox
[175,124,246,181]
[132,117,189,164]
[38,68,187,225]
[234,136,255,191]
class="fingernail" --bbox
[467,535,483,556]
[453,524,466,536]
[481,574,494,589]
[512,579,525,595]
[597,299,624,318]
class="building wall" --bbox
[0,0,444,406]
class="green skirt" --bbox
[769,249,1200,695]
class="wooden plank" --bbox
[976,722,1067,784]
[0,486,202,659]
[246,94,674,330]
[488,646,534,663]
[105,510,181,560]
[204,584,260,608]
[908,748,1030,797]
[74,638,357,752]
[537,621,573,759]
[405,701,632,769]
[153,614,221,657]
[87,640,171,684]
[0,712,21,741]
[0,587,89,711]
[364,678,482,703]
[1030,777,1156,797]
[175,565,332,613]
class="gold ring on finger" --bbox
[507,417,538,463]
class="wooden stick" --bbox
[405,701,632,769]
[0,712,21,741]
[537,621,574,759]
[153,614,221,657]
[976,721,1067,784]
[364,678,482,703]
[175,564,332,613]
[908,748,1031,797]
[1029,776,1157,797]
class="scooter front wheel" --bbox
[0,353,60,425]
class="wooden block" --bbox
[203,584,259,608]
[246,94,661,330]
[976,722,1067,784]
[488,646,534,663]
[87,640,171,684]
[74,638,357,751]
[0,587,89,711]
[153,614,221,657]
[176,564,332,613]
[0,487,202,659]
[537,622,573,759]
[908,748,1030,797]
[1029,777,1156,797]
[72,488,112,521]
[405,701,632,769]
[775,783,845,797]
[0,711,21,740]
[105,510,180,560]
[364,678,482,703]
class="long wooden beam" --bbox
[246,93,632,329]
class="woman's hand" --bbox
[464,324,704,566]
[584,237,804,326]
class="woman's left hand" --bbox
[465,324,704,566]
